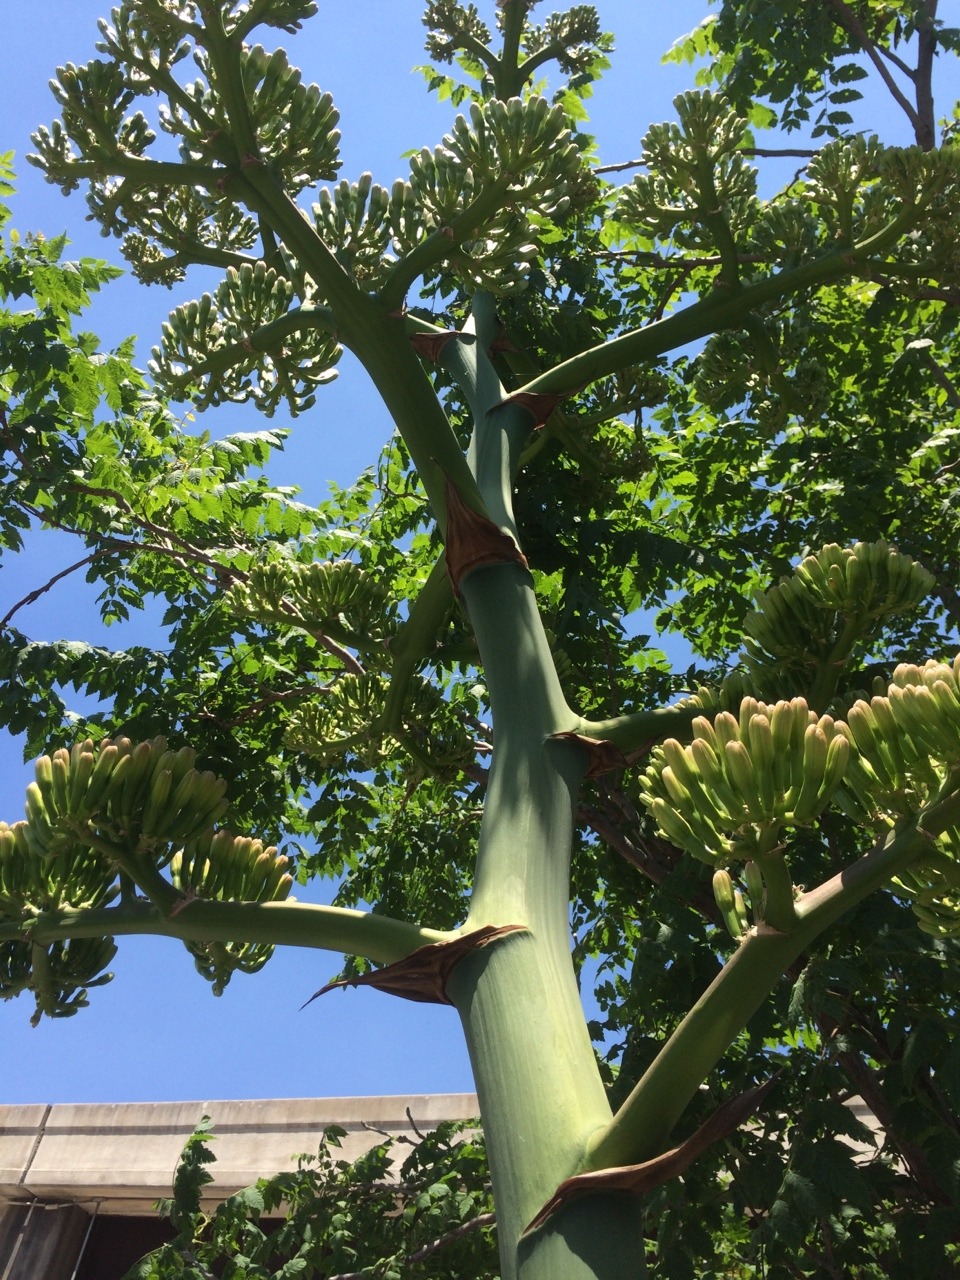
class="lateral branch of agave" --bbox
[640,658,960,942]
[0,735,294,1017]
[739,540,936,702]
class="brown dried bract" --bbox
[409,330,462,363]
[302,924,527,1008]
[550,732,656,777]
[489,333,521,355]
[498,390,567,430]
[524,1073,781,1236]
[443,476,528,593]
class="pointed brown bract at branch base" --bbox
[409,330,462,363]
[489,333,521,355]
[550,731,655,777]
[442,475,528,593]
[497,389,568,429]
[301,924,527,1007]
[523,1072,782,1236]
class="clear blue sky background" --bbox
[0,3,912,1108]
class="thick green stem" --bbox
[460,950,648,1276]
[694,155,741,289]
[434,322,645,1270]
[345,309,486,531]
[81,828,182,917]
[516,214,919,399]
[196,1,260,161]
[584,795,960,1171]
[184,305,338,384]
[441,295,524,538]
[51,155,224,191]
[4,898,450,965]
[757,850,798,934]
[807,614,863,711]
[463,567,580,925]
[378,176,516,312]
[576,703,701,754]
[382,556,453,733]
[496,1,528,98]
[449,565,644,1279]
[199,161,484,526]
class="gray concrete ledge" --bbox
[0,1094,479,1214]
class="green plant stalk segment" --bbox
[448,563,644,1277]
[1,899,448,967]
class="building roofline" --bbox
[0,1093,480,1215]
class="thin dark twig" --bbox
[862,271,960,306]
[922,352,960,411]
[876,42,916,80]
[4,429,233,565]
[578,803,673,884]
[195,686,327,730]
[18,500,230,575]
[741,147,818,158]
[314,632,365,675]
[406,1107,428,1142]
[0,552,100,629]
[360,1120,417,1146]
[12,501,364,675]
[594,157,645,175]
[595,147,816,175]
[405,1212,497,1264]
[324,1212,497,1280]
[594,250,776,269]
[823,0,924,138]
[60,477,244,560]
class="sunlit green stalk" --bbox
[439,297,646,1276]
[516,210,920,400]
[3,899,451,966]
[584,794,960,1171]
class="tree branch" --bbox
[593,249,776,270]
[0,553,99,630]
[920,347,960,410]
[197,685,332,731]
[914,0,939,150]
[823,0,925,141]
[404,1211,497,1266]
[829,1032,951,1204]
[595,148,816,175]
[17,503,227,582]
[578,803,676,883]
[875,42,916,81]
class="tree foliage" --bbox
[1,1,960,1277]
[123,1117,496,1280]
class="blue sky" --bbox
[0,2,918,1108]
